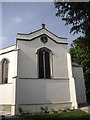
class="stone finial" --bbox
[41,23,45,28]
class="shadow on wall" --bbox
[16,40,71,113]
[16,78,71,113]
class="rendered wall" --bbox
[0,46,17,83]
[72,65,87,105]
[16,79,71,112]
[0,46,18,115]
[15,36,73,113]
[17,37,68,79]
[67,53,78,109]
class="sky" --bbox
[1,2,82,49]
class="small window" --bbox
[2,59,9,84]
[37,47,52,79]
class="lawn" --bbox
[23,110,90,120]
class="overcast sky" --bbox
[1,2,82,49]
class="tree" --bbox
[70,37,90,78]
[54,2,90,35]
[54,2,90,54]
[54,2,90,101]
[70,37,90,101]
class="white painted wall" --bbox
[16,79,71,112]
[15,34,73,113]
[0,46,18,115]
[0,46,17,83]
[17,79,70,104]
[0,84,12,104]
[0,27,87,114]
[17,36,68,79]
[67,53,78,109]
[72,64,87,104]
[15,30,80,113]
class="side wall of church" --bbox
[72,65,87,105]
[0,47,18,115]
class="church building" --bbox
[0,24,87,115]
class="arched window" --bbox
[2,59,9,84]
[37,47,52,79]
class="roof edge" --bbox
[17,27,67,40]
[0,44,16,50]
[17,33,68,44]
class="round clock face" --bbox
[40,35,48,44]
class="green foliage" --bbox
[70,37,90,74]
[54,2,90,74]
[54,2,90,35]
[70,37,90,101]
[21,110,90,120]
[54,2,90,101]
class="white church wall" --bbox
[0,46,18,115]
[72,65,87,104]
[16,79,71,112]
[17,36,69,79]
[0,25,87,115]
[0,46,17,83]
[0,84,12,104]
[67,53,78,109]
[16,34,73,113]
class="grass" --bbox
[22,110,90,120]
